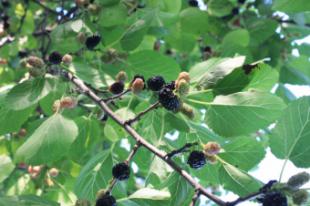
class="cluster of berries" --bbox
[48,52,72,65]
[257,172,310,206]
[187,142,221,169]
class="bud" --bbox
[75,0,89,7]
[176,79,189,96]
[177,72,190,83]
[87,4,100,15]
[52,100,61,113]
[28,165,42,179]
[131,78,145,94]
[292,189,309,205]
[27,56,44,68]
[28,67,46,77]
[287,172,310,190]
[77,32,86,44]
[96,189,108,199]
[18,128,27,137]
[62,54,73,65]
[180,104,194,119]
[203,142,221,156]
[75,200,91,206]
[116,71,127,82]
[49,168,59,177]
[60,97,77,109]
[206,155,217,164]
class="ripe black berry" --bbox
[187,151,206,169]
[147,76,165,91]
[1,14,9,22]
[96,194,116,206]
[158,88,180,112]
[85,34,101,50]
[164,81,175,90]
[3,21,9,29]
[48,51,62,65]
[18,50,28,58]
[1,0,10,7]
[188,0,199,7]
[112,162,130,180]
[203,46,212,53]
[109,81,124,94]
[231,7,239,15]
[257,192,287,206]
[238,0,246,4]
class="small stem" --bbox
[226,191,262,206]
[165,142,198,159]
[125,102,160,125]
[104,89,131,104]
[190,190,201,206]
[279,159,288,182]
[107,142,141,192]
[187,99,211,106]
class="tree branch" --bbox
[62,71,227,206]
[226,191,261,206]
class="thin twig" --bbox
[125,102,160,125]
[226,191,262,206]
[107,142,141,192]
[165,142,199,159]
[104,89,131,104]
[190,190,201,206]
[62,71,227,206]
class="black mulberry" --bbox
[238,0,246,4]
[147,76,165,91]
[112,162,130,180]
[48,51,62,65]
[231,7,239,15]
[109,82,124,94]
[188,0,199,7]
[187,151,206,169]
[158,88,180,112]
[96,194,117,206]
[85,34,101,50]
[257,192,288,206]
[165,81,175,90]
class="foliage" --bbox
[0,0,309,205]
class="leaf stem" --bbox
[187,99,211,106]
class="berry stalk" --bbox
[125,101,160,125]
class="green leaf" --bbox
[5,77,57,110]
[0,155,14,182]
[280,56,310,85]
[74,151,113,201]
[0,104,34,136]
[0,195,59,206]
[219,163,262,196]
[208,0,234,17]
[205,91,286,137]
[128,188,170,200]
[222,29,250,47]
[273,0,310,13]
[270,97,310,167]
[99,4,127,27]
[167,173,193,206]
[248,19,278,45]
[15,114,78,164]
[127,50,180,80]
[70,117,101,164]
[243,64,279,92]
[180,8,209,34]
[189,56,245,88]
[219,136,265,171]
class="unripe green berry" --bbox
[287,172,310,190]
[292,189,309,205]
